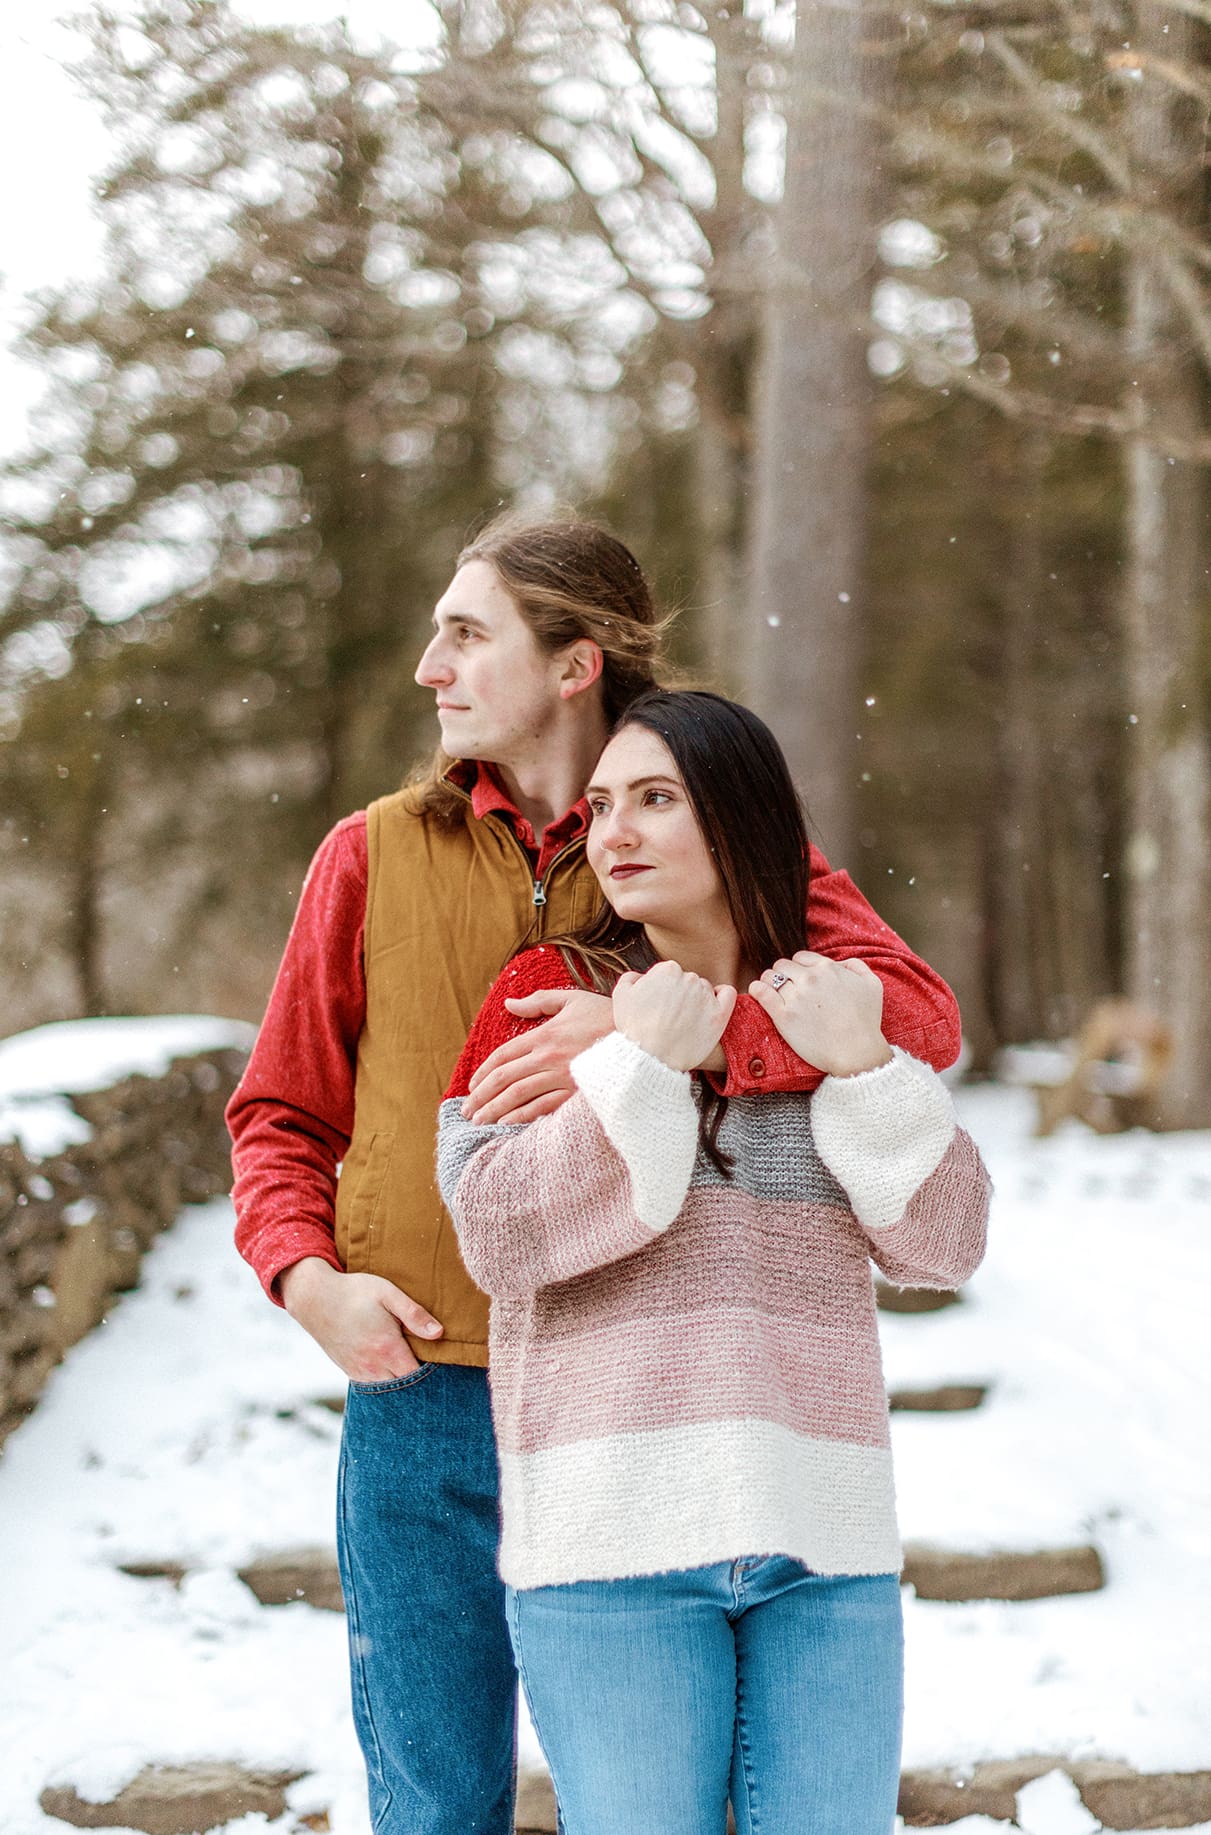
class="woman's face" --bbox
[585,724,726,930]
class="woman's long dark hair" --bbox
[550,690,813,1172]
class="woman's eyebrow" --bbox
[585,774,679,796]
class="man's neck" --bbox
[492,714,610,835]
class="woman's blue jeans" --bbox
[508,1557,904,1835]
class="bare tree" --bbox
[862,0,1211,1117]
[1120,1,1211,1125]
[746,0,889,854]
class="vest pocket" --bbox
[570,874,603,928]
[342,1128,396,1273]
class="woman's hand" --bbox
[750,951,893,1078]
[612,961,738,1072]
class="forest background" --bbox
[1,0,1208,1125]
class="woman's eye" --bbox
[589,800,609,817]
[643,789,671,806]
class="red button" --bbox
[748,1056,766,1077]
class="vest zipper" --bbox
[464,791,582,937]
[520,836,583,935]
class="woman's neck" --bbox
[641,920,747,990]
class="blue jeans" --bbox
[336,1362,517,1835]
[508,1557,903,1835]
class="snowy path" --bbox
[891,1086,1211,1781]
[1,1084,1208,1835]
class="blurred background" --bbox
[1,0,1208,1124]
[2,11,1209,1829]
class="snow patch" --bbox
[1015,1771,1099,1835]
[0,1014,254,1158]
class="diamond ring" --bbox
[770,972,790,990]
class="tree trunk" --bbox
[1120,2,1211,1126]
[987,428,1050,1043]
[694,373,749,689]
[1045,734,1113,1038]
[694,1,759,686]
[745,0,887,858]
[67,764,109,1019]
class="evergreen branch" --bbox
[1106,46,1211,106]
[905,351,1211,459]
[1152,245,1211,377]
[983,30,1134,192]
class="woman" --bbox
[436,690,991,1835]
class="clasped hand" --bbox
[612,962,737,1072]
[617,953,891,1079]
[749,951,892,1078]
[462,950,893,1124]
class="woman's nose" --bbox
[600,808,636,850]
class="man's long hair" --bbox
[408,512,674,822]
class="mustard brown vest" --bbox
[333,784,600,1366]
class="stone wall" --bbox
[0,1047,247,1451]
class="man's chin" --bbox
[437,718,483,757]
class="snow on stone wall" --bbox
[0,1020,251,1449]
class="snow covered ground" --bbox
[0,1016,256,1159]
[0,1069,1208,1835]
[891,1084,1211,1780]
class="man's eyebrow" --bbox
[430,609,490,632]
[585,774,680,796]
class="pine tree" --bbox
[0,0,646,1016]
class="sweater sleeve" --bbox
[715,842,962,1098]
[438,989,699,1299]
[810,1048,991,1290]
[225,815,368,1303]
[444,944,580,1101]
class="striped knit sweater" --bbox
[437,946,991,1592]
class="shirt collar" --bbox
[446,759,590,862]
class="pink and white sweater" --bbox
[437,950,991,1592]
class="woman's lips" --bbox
[609,865,652,879]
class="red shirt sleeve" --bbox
[717,841,962,1097]
[445,946,579,1101]
[226,814,368,1304]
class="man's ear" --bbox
[558,639,604,700]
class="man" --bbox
[228,515,960,1834]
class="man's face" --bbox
[414,561,568,764]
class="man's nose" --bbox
[415,637,451,687]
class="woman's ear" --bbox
[559,638,604,700]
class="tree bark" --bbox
[694,1,759,686]
[987,427,1050,1043]
[746,0,887,857]
[67,760,109,1019]
[1120,1,1211,1126]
